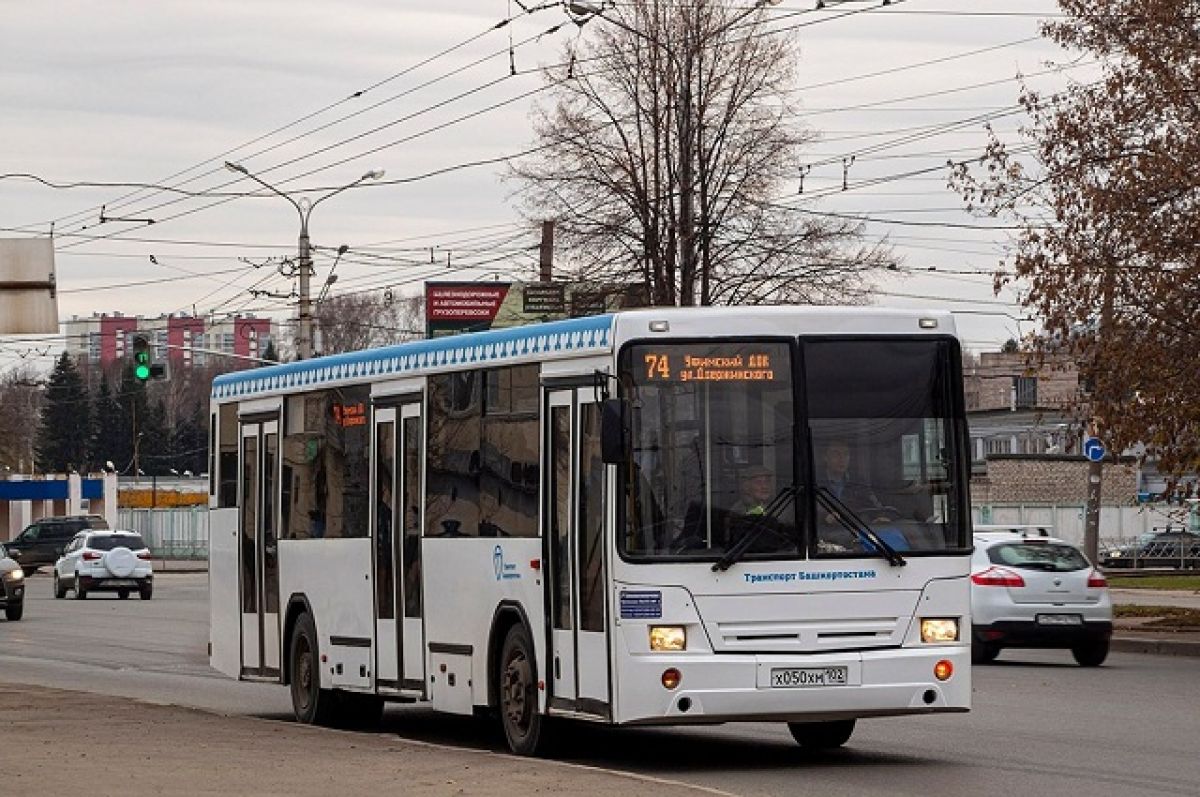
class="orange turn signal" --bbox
[661,668,682,690]
[934,660,953,681]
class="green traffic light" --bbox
[135,363,151,381]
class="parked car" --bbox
[0,543,26,621]
[1102,528,1200,569]
[4,515,110,574]
[971,530,1112,666]
[53,531,153,600]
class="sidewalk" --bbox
[1109,586,1200,657]
[0,682,720,797]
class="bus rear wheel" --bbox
[498,624,543,756]
[788,719,856,750]
[290,612,340,726]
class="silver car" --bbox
[970,531,1112,666]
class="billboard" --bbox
[0,238,59,334]
[425,280,632,338]
[425,282,513,337]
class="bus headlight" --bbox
[649,626,687,652]
[920,618,959,643]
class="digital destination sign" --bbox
[332,402,367,428]
[639,349,780,383]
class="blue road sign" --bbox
[1083,436,1106,463]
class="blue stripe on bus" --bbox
[211,314,614,400]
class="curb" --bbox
[1111,635,1200,658]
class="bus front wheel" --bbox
[788,719,856,750]
[290,612,340,726]
[498,623,544,755]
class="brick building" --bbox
[970,454,1139,505]
[963,350,1083,467]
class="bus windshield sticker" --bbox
[619,590,662,619]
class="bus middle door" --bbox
[372,400,426,695]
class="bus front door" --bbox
[240,418,281,678]
[545,388,611,718]
[373,400,426,694]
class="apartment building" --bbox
[63,313,274,371]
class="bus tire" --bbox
[787,718,856,750]
[498,623,543,756]
[337,692,385,729]
[289,612,340,726]
[971,641,1000,665]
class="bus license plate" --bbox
[770,666,848,688]
[1036,613,1083,626]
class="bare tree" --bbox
[0,367,44,472]
[951,0,1200,476]
[511,0,888,306]
[314,293,424,355]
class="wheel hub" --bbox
[295,641,313,711]
[502,652,531,729]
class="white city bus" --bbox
[209,306,972,754]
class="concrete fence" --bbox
[118,507,209,560]
[973,503,1197,548]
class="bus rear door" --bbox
[240,416,280,678]
[545,387,611,718]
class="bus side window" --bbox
[218,404,238,508]
[427,371,482,537]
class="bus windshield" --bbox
[618,337,968,561]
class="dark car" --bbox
[1,543,26,621]
[1102,528,1200,569]
[4,515,110,574]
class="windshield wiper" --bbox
[712,486,798,572]
[816,487,907,567]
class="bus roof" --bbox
[212,305,956,402]
[212,313,614,401]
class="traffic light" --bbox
[131,335,165,381]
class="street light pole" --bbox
[224,163,384,359]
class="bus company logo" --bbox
[492,545,520,581]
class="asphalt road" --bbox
[2,573,1198,797]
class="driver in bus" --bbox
[818,440,888,521]
[732,465,775,516]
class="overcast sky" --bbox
[0,0,1082,369]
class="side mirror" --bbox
[600,398,627,464]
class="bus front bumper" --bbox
[614,646,971,725]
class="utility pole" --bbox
[538,220,554,283]
[1083,263,1117,565]
[298,221,313,360]
[223,162,383,360]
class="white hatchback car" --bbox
[970,530,1112,666]
[53,530,154,600]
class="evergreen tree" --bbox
[261,339,279,364]
[141,398,170,476]
[90,379,125,470]
[35,352,91,472]
[116,364,150,475]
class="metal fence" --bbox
[117,507,208,560]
